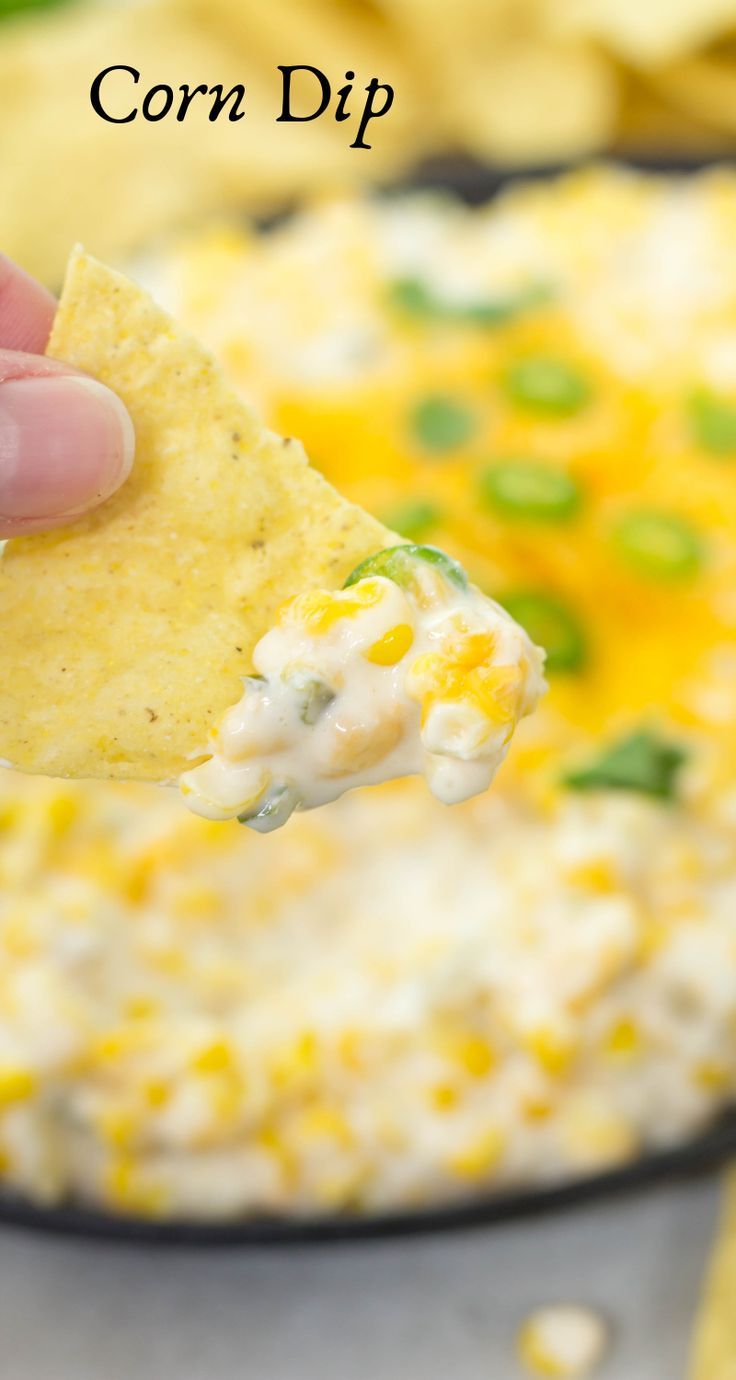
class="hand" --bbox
[0,256,134,539]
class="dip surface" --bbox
[0,168,735,1220]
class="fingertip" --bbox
[0,256,56,354]
[0,372,135,529]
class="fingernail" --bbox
[0,374,135,521]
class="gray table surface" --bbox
[0,1174,720,1380]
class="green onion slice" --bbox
[344,544,468,592]
[387,276,551,327]
[563,729,687,801]
[688,389,736,456]
[500,590,586,673]
[611,509,704,581]
[410,394,475,453]
[502,356,591,416]
[479,459,581,522]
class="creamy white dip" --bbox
[179,546,545,828]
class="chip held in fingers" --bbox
[0,249,544,826]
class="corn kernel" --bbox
[694,1060,732,1091]
[523,1026,577,1077]
[430,1082,459,1111]
[124,995,161,1021]
[105,1156,168,1218]
[447,1125,505,1178]
[172,884,223,921]
[364,623,414,666]
[337,1029,364,1071]
[455,1033,496,1078]
[565,859,618,894]
[143,1079,170,1109]
[191,1038,233,1075]
[294,1102,353,1148]
[46,793,80,838]
[517,1305,609,1378]
[256,1123,297,1181]
[270,1031,318,1091]
[0,1066,36,1105]
[603,1017,641,1060]
[97,1106,139,1149]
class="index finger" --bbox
[0,255,56,354]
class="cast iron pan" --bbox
[2,154,734,1244]
[0,1112,734,1244]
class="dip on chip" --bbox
[0,249,543,825]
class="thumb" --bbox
[0,359,135,538]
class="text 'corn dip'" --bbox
[0,166,736,1220]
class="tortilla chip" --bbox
[450,36,618,163]
[651,54,736,136]
[0,248,391,784]
[552,0,736,69]
[690,1169,736,1380]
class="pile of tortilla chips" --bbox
[4,0,736,285]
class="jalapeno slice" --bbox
[612,509,704,581]
[563,729,687,801]
[502,356,591,416]
[297,679,336,726]
[387,276,551,327]
[344,544,468,592]
[480,460,581,522]
[239,783,300,833]
[500,590,586,673]
[410,394,475,453]
[688,389,736,456]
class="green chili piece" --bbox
[502,356,591,416]
[239,784,299,833]
[387,277,438,318]
[410,394,475,453]
[500,590,586,673]
[0,0,70,14]
[298,680,336,726]
[387,277,552,327]
[688,389,736,456]
[344,544,468,592]
[479,459,581,522]
[381,499,443,540]
[563,730,687,801]
[612,509,704,581]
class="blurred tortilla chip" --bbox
[690,1169,736,1380]
[0,0,256,285]
[650,53,736,135]
[0,0,412,288]
[552,0,736,69]
[0,248,389,784]
[450,37,618,164]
